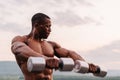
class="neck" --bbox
[28,31,43,42]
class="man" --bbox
[11,13,98,80]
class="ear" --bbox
[34,23,39,27]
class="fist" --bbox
[88,63,100,73]
[46,58,59,69]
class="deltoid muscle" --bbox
[12,42,26,53]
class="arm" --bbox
[11,36,47,59]
[49,41,85,61]
[56,48,85,61]
[11,36,60,69]
[51,42,100,73]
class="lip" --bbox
[45,33,50,36]
[46,32,50,35]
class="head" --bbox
[30,13,51,39]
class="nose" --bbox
[47,27,51,33]
[49,27,51,32]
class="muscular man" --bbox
[11,13,97,80]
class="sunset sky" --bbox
[0,0,120,70]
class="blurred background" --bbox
[0,0,120,79]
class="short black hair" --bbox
[31,13,50,26]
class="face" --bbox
[34,18,51,39]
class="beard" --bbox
[36,32,49,39]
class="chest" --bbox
[27,39,54,57]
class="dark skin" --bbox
[11,17,97,80]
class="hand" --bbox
[88,63,100,73]
[46,58,59,69]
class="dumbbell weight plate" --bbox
[27,57,46,72]
[59,58,74,71]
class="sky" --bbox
[0,0,120,70]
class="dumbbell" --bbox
[73,60,107,77]
[27,57,107,77]
[27,57,74,72]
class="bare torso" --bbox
[15,36,55,80]
[12,35,86,80]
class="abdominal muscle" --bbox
[17,37,54,80]
[20,62,53,80]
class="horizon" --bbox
[0,60,119,71]
[0,61,120,77]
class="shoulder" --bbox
[47,41,61,48]
[11,35,28,44]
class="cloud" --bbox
[54,10,85,26]
[0,22,30,34]
[54,0,93,6]
[54,10,101,27]
[0,0,101,34]
[82,40,120,69]
[51,0,102,27]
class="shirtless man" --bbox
[11,13,98,80]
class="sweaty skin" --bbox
[11,36,85,80]
[11,13,97,80]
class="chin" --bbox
[42,36,49,39]
[38,35,48,39]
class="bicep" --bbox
[49,41,84,61]
[55,47,69,57]
[53,42,85,61]
[49,41,69,57]
[55,48,85,61]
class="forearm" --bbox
[68,50,85,61]
[11,41,47,58]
